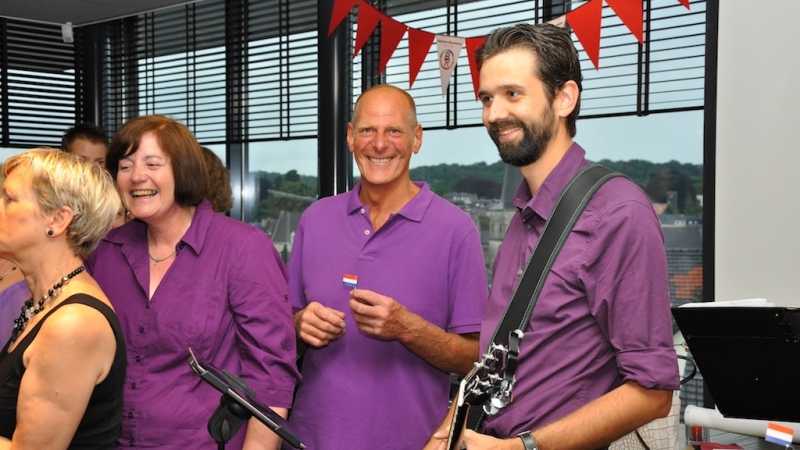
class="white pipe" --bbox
[684,405,800,443]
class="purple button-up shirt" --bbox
[481,144,679,437]
[86,200,300,449]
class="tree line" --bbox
[252,159,703,222]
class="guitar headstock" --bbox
[462,329,523,411]
[445,330,523,450]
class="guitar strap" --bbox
[471,164,624,429]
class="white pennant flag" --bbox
[547,15,567,28]
[436,35,465,97]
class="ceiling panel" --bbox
[0,0,205,27]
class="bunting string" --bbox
[328,0,692,99]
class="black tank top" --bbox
[0,294,126,449]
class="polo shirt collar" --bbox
[346,181,433,223]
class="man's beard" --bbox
[488,106,555,167]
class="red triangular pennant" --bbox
[677,0,690,9]
[566,0,603,70]
[606,0,643,44]
[465,36,485,100]
[353,1,383,59]
[378,15,407,75]
[328,0,359,37]
[407,28,435,88]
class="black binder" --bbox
[672,306,800,422]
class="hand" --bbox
[461,430,521,450]
[422,420,452,450]
[349,288,411,341]
[293,302,346,347]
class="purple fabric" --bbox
[0,281,28,345]
[481,143,680,437]
[286,182,488,450]
[85,200,300,449]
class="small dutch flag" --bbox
[343,274,358,290]
[765,422,794,447]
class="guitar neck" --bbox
[446,400,470,450]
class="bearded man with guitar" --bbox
[425,23,679,450]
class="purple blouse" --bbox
[86,200,300,449]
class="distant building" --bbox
[660,213,703,226]
[443,192,478,211]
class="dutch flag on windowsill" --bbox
[765,422,794,447]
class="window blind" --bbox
[103,0,318,144]
[0,18,76,148]
[354,0,706,129]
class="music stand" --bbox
[672,306,800,422]
[188,349,305,449]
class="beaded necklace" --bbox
[10,265,85,342]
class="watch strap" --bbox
[518,431,538,450]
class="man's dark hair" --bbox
[61,123,109,152]
[476,23,583,137]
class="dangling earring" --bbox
[47,229,54,236]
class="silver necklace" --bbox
[11,265,85,342]
[0,264,16,281]
[149,250,177,265]
[147,230,177,265]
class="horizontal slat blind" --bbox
[246,0,318,140]
[104,0,228,143]
[354,0,705,129]
[1,19,76,147]
[101,0,705,142]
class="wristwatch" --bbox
[518,431,539,450]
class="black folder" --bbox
[672,306,800,422]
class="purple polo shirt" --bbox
[86,200,300,449]
[481,144,679,437]
[287,182,488,450]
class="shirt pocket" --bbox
[159,281,225,351]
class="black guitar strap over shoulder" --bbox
[488,163,624,351]
[464,164,624,436]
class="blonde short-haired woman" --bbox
[0,148,126,449]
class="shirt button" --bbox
[139,327,144,333]
[526,224,532,230]
[517,269,524,276]
[135,355,141,363]
[128,440,135,447]
[130,383,136,389]
[360,208,365,214]
[127,411,134,418]
[364,230,370,235]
